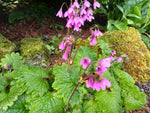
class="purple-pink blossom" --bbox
[84,0,91,8]
[98,58,112,68]
[80,57,91,69]
[117,57,123,63]
[93,0,100,9]
[96,65,107,75]
[99,78,111,90]
[56,8,63,18]
[90,36,97,45]
[86,76,111,91]
[62,52,68,60]
[59,41,66,50]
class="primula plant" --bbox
[0,0,147,113]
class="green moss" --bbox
[99,27,150,82]
[0,35,16,61]
[20,38,51,67]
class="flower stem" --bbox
[65,81,80,111]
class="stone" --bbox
[100,27,150,82]
[20,38,51,67]
[0,34,16,61]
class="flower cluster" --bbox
[56,0,100,31]
[59,37,74,60]
[86,76,111,91]
[80,51,123,91]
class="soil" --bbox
[0,17,149,113]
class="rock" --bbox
[99,27,150,82]
[20,38,51,67]
[0,34,16,61]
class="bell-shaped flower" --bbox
[96,65,107,75]
[111,50,116,56]
[62,52,68,60]
[93,29,103,37]
[73,0,80,8]
[56,8,63,18]
[80,57,91,69]
[93,0,100,9]
[92,80,101,91]
[84,0,91,8]
[99,78,111,90]
[86,76,94,88]
[89,36,97,45]
[59,41,66,50]
[80,7,87,15]
[98,58,111,68]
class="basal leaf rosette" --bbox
[52,65,87,108]
[28,93,64,113]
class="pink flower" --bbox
[62,53,68,60]
[73,0,80,8]
[98,58,111,68]
[93,29,103,37]
[59,41,66,50]
[96,65,107,75]
[92,80,101,91]
[87,15,95,22]
[86,76,94,88]
[80,7,87,15]
[90,37,97,45]
[111,50,116,56]
[87,8,93,16]
[84,0,91,8]
[100,78,111,90]
[80,57,91,69]
[93,0,100,9]
[117,57,123,63]
[56,8,63,18]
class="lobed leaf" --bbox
[12,66,50,97]
[52,65,87,107]
[0,94,29,113]
[0,52,24,70]
[29,93,64,113]
[111,68,147,111]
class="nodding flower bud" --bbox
[59,41,66,50]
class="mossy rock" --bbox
[0,34,16,61]
[99,27,150,82]
[20,38,51,67]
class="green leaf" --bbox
[0,76,9,92]
[0,94,29,113]
[114,20,128,31]
[0,79,26,110]
[0,52,24,70]
[94,71,123,113]
[95,90,122,113]
[73,46,97,68]
[111,68,147,111]
[97,40,111,56]
[12,66,50,97]
[122,86,147,111]
[117,5,124,14]
[83,99,99,113]
[112,68,135,88]
[127,14,141,19]
[29,93,64,113]
[52,65,86,107]
[107,20,118,33]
